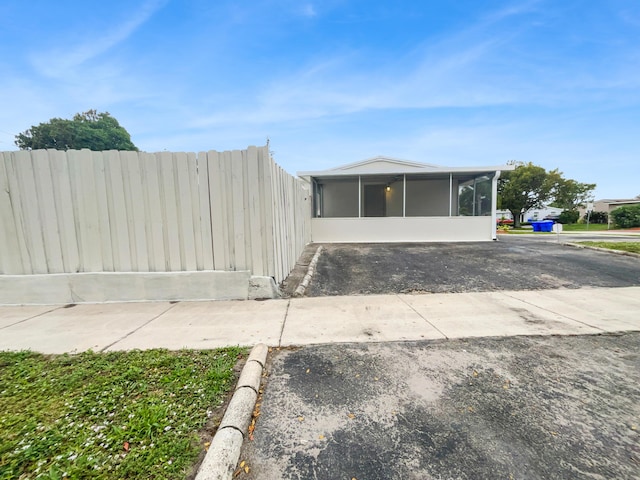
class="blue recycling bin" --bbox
[531,220,554,232]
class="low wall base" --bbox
[248,276,281,300]
[0,271,256,305]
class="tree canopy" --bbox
[15,110,138,151]
[551,178,597,211]
[498,161,595,227]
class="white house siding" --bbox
[311,216,494,243]
[299,157,509,244]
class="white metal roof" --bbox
[298,155,513,178]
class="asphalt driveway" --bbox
[305,236,640,296]
[241,333,640,480]
[244,236,640,480]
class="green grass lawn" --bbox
[576,241,640,254]
[561,223,610,231]
[501,230,551,234]
[501,223,613,234]
[0,347,246,480]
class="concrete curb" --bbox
[294,246,323,297]
[563,242,640,259]
[195,343,268,480]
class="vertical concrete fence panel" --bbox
[0,146,310,303]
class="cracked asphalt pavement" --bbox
[241,334,640,480]
[242,236,640,479]
[305,236,640,296]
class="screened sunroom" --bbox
[298,157,512,243]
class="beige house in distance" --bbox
[579,198,640,226]
[298,156,513,243]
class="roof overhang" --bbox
[608,200,640,206]
[298,156,514,180]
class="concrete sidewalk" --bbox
[1,286,639,354]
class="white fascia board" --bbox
[298,164,513,179]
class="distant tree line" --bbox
[498,161,596,228]
[15,110,137,151]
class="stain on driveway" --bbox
[306,236,640,296]
[240,333,640,480]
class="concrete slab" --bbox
[106,300,288,351]
[399,291,602,339]
[0,305,61,329]
[281,295,445,346]
[0,270,252,305]
[1,286,638,355]
[502,286,640,332]
[0,302,173,354]
[0,274,73,305]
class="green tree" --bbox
[497,162,558,228]
[551,178,596,211]
[498,162,597,227]
[15,110,138,151]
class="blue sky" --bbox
[1,0,638,200]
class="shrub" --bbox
[585,210,608,224]
[558,210,580,224]
[611,204,640,228]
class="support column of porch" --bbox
[403,174,406,217]
[449,173,452,216]
[491,171,501,240]
[358,175,361,218]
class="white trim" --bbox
[403,174,406,218]
[358,175,362,218]
[472,178,477,216]
[311,217,494,243]
[449,173,453,217]
[491,171,501,240]
[298,158,513,178]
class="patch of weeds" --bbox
[577,241,640,254]
[0,347,246,479]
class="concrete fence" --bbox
[0,146,311,304]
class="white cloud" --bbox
[300,3,317,17]
[187,0,638,132]
[484,0,542,24]
[183,2,553,130]
[187,37,521,130]
[30,0,168,78]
